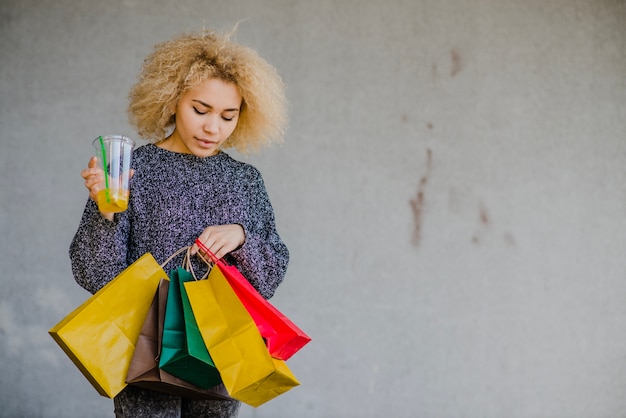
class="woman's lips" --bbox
[196,137,217,147]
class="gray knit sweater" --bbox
[69,143,289,299]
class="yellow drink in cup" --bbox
[92,135,135,213]
[96,189,130,213]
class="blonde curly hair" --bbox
[128,29,287,153]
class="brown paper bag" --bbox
[126,278,231,400]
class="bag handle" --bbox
[194,239,222,265]
[195,239,239,272]
[187,245,215,281]
[160,246,190,268]
[158,246,211,281]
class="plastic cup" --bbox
[92,135,135,213]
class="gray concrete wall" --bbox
[1,0,625,417]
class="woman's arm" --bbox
[227,168,289,299]
[69,199,131,294]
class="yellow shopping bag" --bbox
[184,266,300,407]
[49,253,168,398]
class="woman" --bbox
[70,28,289,417]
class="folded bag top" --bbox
[49,252,170,398]
[184,263,300,407]
[195,239,311,360]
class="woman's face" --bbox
[167,77,242,157]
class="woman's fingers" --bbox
[82,157,105,201]
[79,156,115,222]
[192,224,245,259]
[192,229,222,258]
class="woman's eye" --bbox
[222,116,234,122]
[193,107,207,115]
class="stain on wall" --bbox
[472,202,490,245]
[431,47,464,81]
[410,148,433,247]
[450,48,462,77]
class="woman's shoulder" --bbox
[219,152,262,178]
[130,143,159,166]
[133,143,156,157]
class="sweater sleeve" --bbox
[228,168,289,300]
[69,198,131,294]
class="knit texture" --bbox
[70,143,289,300]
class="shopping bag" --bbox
[185,265,300,407]
[195,239,311,360]
[159,267,221,390]
[126,278,231,400]
[49,253,167,398]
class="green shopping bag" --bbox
[159,267,221,389]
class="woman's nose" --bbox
[203,115,219,133]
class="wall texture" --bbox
[1,0,625,417]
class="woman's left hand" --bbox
[192,224,246,259]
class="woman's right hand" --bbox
[81,156,114,221]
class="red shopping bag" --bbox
[195,239,311,360]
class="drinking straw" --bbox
[98,136,111,203]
